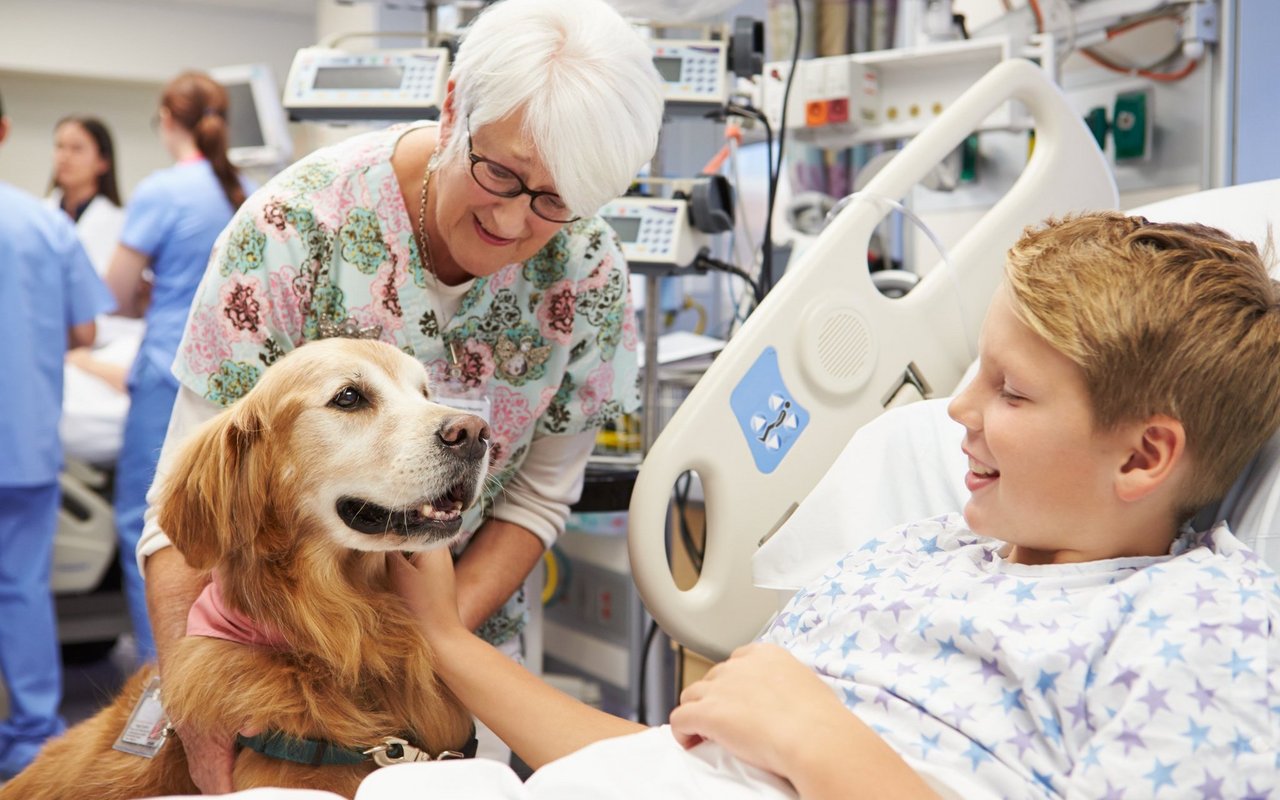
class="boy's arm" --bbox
[670,643,938,800]
[389,551,645,769]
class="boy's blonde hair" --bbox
[1005,211,1280,516]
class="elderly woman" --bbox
[138,0,663,790]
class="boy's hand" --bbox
[388,548,466,645]
[669,642,850,779]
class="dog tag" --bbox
[112,676,171,758]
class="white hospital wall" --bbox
[0,0,317,197]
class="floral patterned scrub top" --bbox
[174,123,641,644]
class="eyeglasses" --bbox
[466,124,579,224]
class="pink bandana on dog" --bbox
[186,578,288,649]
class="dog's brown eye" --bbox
[330,386,367,410]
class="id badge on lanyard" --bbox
[435,341,493,422]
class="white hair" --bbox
[447,0,665,217]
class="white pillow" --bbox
[1218,433,1280,569]
[751,393,1280,592]
[752,397,967,591]
[753,177,1280,591]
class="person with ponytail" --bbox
[104,70,253,665]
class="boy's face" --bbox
[947,285,1135,564]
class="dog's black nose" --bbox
[438,414,491,461]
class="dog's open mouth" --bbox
[336,483,471,537]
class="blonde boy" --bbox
[392,213,1280,799]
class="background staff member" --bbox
[46,115,125,277]
[105,71,251,664]
[0,89,114,780]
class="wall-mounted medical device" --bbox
[650,39,729,110]
[761,37,1024,148]
[283,46,449,122]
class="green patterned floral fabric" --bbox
[174,124,641,645]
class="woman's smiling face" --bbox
[429,109,568,281]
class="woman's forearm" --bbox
[143,545,208,676]
[452,517,545,631]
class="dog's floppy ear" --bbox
[157,396,270,571]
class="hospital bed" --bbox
[53,317,141,652]
[133,173,1280,799]
[629,57,1121,661]
[630,59,1280,662]
[105,54,1280,800]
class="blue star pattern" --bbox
[760,514,1279,798]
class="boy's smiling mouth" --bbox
[969,458,999,477]
[964,452,1000,492]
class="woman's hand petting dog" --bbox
[172,718,253,795]
[389,549,467,648]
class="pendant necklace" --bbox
[416,147,462,381]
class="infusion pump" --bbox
[283,46,449,122]
[601,197,700,269]
[650,39,729,109]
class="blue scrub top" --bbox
[0,181,114,486]
[119,159,248,385]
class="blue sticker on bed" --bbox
[730,347,809,474]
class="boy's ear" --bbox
[1116,414,1186,503]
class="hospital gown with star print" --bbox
[761,513,1278,799]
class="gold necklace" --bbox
[416,152,436,279]
[416,147,461,376]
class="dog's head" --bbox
[158,338,491,571]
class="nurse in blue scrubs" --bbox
[0,91,114,778]
[103,71,250,663]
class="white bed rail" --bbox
[629,59,1119,661]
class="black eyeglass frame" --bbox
[465,122,580,224]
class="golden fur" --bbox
[2,338,490,799]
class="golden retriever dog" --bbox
[2,338,491,799]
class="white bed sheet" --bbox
[60,315,141,465]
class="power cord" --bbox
[763,0,803,297]
[637,470,707,723]
[693,247,763,305]
[710,0,801,303]
[674,471,705,574]
[635,618,661,725]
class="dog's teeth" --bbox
[420,503,436,516]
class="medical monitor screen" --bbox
[224,81,266,148]
[313,66,406,91]
[653,56,683,82]
[210,63,292,168]
[605,216,642,242]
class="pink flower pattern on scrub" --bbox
[173,123,641,644]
